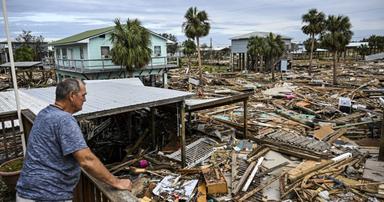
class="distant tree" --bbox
[303,38,318,53]
[16,30,33,45]
[247,36,266,71]
[14,45,34,61]
[320,15,353,85]
[302,9,326,76]
[366,35,384,53]
[264,33,285,81]
[182,6,210,86]
[161,33,178,56]
[110,18,152,73]
[16,30,46,61]
[357,44,370,59]
[182,39,196,85]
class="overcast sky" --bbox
[1,0,383,47]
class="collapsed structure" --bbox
[0,60,383,201]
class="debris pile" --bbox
[81,61,384,201]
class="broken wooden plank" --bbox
[232,161,256,195]
[325,128,347,144]
[238,172,286,202]
[242,157,264,192]
[202,167,228,194]
[314,125,334,141]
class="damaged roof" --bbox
[0,78,193,119]
[231,31,292,40]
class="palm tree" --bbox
[182,7,210,85]
[264,33,285,81]
[302,9,326,76]
[357,44,369,60]
[320,15,353,85]
[110,18,152,74]
[247,36,265,72]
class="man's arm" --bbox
[73,148,132,191]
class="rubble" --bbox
[108,60,383,201]
[1,60,383,201]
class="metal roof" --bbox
[346,42,369,48]
[231,31,292,40]
[0,61,42,68]
[0,78,193,119]
[50,26,171,46]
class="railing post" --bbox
[102,59,105,71]
[81,60,84,73]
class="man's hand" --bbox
[113,178,132,191]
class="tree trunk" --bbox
[188,56,192,91]
[309,34,314,76]
[333,51,337,85]
[270,58,275,81]
[261,55,264,73]
[196,37,202,86]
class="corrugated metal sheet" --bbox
[230,31,292,40]
[0,61,42,68]
[0,78,193,119]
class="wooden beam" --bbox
[186,92,253,112]
[379,106,384,161]
[233,161,256,195]
[151,108,156,148]
[243,98,248,138]
[179,101,186,167]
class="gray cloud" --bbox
[1,0,383,45]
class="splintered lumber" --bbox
[242,157,264,192]
[247,147,270,163]
[202,168,228,194]
[287,159,332,182]
[205,106,240,115]
[332,112,365,123]
[231,151,237,192]
[264,144,323,161]
[233,161,256,195]
[314,125,334,140]
[197,182,207,202]
[256,161,289,178]
[325,128,347,144]
[238,172,286,202]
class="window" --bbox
[56,48,61,59]
[62,48,67,59]
[80,47,84,59]
[101,46,110,58]
[154,46,161,56]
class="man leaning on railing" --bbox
[16,79,131,202]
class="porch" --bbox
[55,57,179,84]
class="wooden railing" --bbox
[74,170,138,202]
[1,109,138,201]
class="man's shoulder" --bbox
[37,105,75,123]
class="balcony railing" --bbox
[56,56,179,73]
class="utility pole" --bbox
[2,0,26,154]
